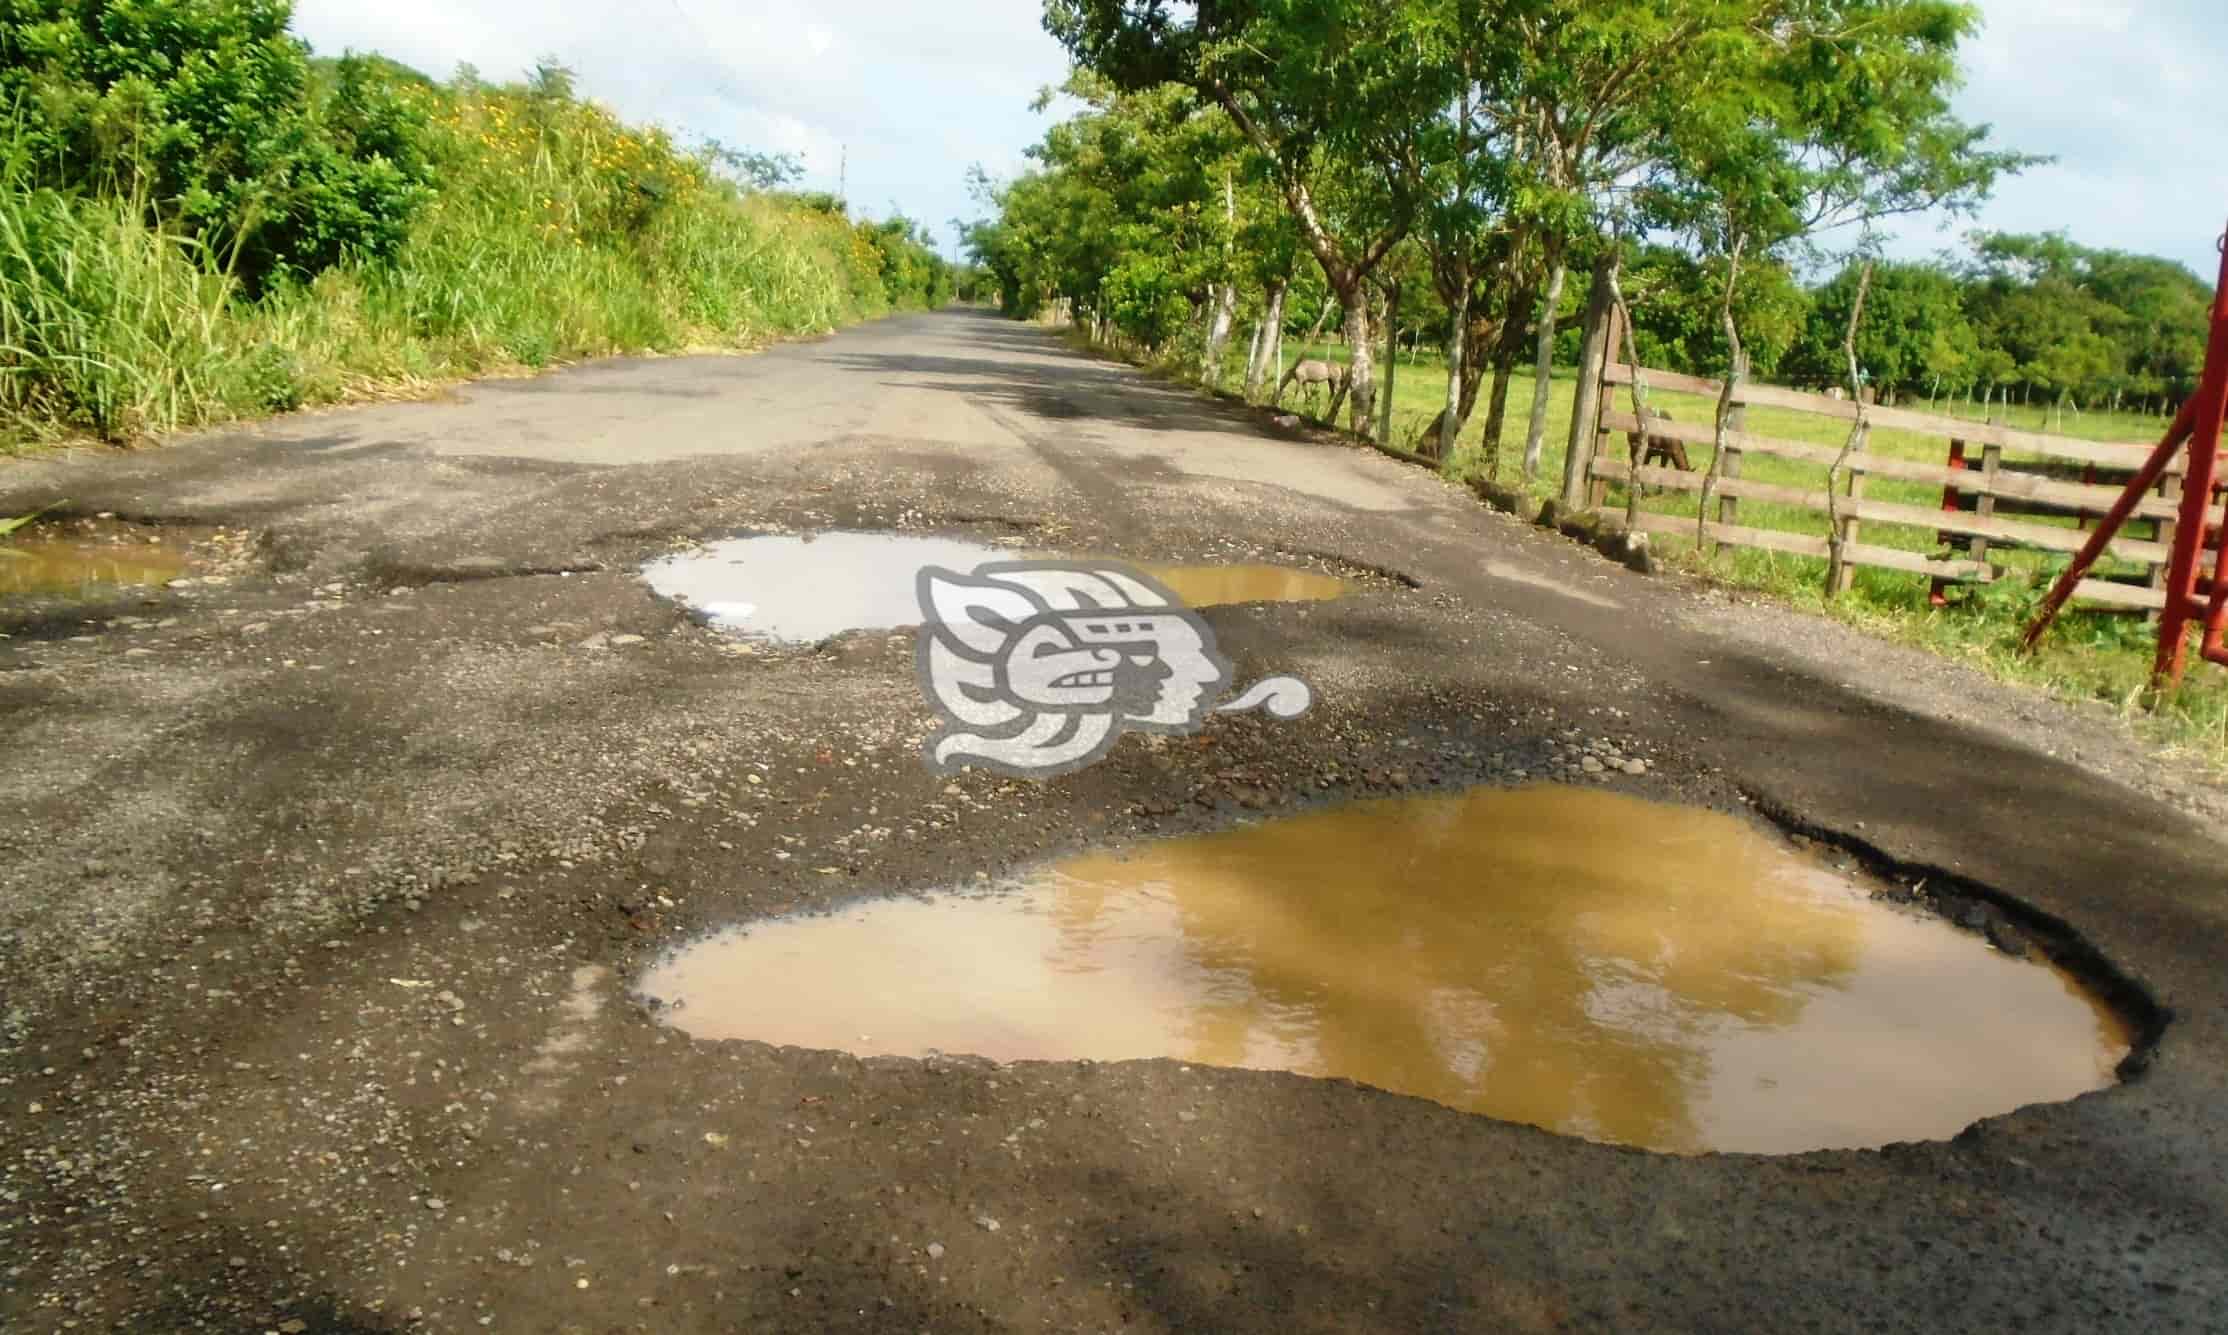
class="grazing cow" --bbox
[1629,408,1691,472]
[1273,358,1346,411]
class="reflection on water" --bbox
[641,787,2130,1153]
[1132,562,1347,607]
[0,533,194,597]
[642,533,1018,641]
[640,531,1347,641]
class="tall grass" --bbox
[0,171,245,442]
[0,77,917,451]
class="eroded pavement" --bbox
[1,309,2222,1333]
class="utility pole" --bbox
[838,145,847,207]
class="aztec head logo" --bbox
[915,560,1312,778]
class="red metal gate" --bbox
[2024,223,2228,684]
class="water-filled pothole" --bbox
[0,519,218,598]
[640,531,1348,641]
[1128,562,1347,608]
[640,786,2131,1155]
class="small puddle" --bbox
[643,532,1018,640]
[641,531,1348,641]
[640,786,2131,1155]
[1129,562,1347,608]
[0,522,205,598]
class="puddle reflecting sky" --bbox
[640,786,2130,1155]
[641,531,1348,641]
[642,532,1015,641]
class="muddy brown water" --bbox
[640,786,2131,1155]
[639,532,1347,641]
[1129,561,1347,608]
[0,527,198,598]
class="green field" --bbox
[1207,337,2227,763]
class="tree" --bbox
[699,140,805,190]
[1447,2,1724,473]
[1787,261,1975,400]
[1013,0,2039,463]
[1963,231,2214,416]
[1046,0,1453,435]
[1422,1,2023,473]
[0,0,435,287]
[1622,245,1808,379]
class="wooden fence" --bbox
[1571,359,2183,610]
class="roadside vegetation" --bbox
[967,1,2227,762]
[0,0,954,452]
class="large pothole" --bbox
[638,785,2132,1156]
[639,530,1352,641]
[0,516,239,599]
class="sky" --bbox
[291,0,2228,278]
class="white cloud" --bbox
[1884,0,2226,276]
[292,0,1073,247]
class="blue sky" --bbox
[293,0,2228,278]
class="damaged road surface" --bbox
[1,308,2221,1333]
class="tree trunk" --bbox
[1520,252,1569,477]
[1379,280,1401,446]
[1698,232,1749,552]
[1478,278,1535,480]
[1244,281,1285,399]
[1303,297,1337,348]
[1266,298,1286,394]
[1203,282,1237,384]
[1481,355,1516,479]
[1342,290,1376,437]
[1437,260,1471,462]
[1825,264,1875,597]
[1421,299,1498,443]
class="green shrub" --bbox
[0,0,432,288]
[1103,254,1188,347]
[237,341,301,410]
[0,32,950,449]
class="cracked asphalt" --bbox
[1,308,2223,1333]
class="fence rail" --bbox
[1581,361,2187,609]
[1601,364,2164,470]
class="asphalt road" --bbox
[1,308,2223,1333]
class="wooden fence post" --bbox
[1561,256,1618,509]
[1585,302,1627,510]
[1717,427,1744,527]
[1931,436,1967,606]
[2149,459,2184,620]
[1970,436,2003,569]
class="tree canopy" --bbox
[1000,0,2039,457]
